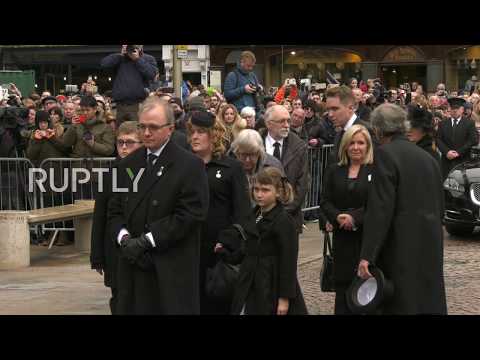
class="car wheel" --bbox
[445,224,475,237]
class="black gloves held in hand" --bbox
[120,233,153,264]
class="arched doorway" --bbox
[380,46,427,90]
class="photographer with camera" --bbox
[101,45,158,126]
[224,51,263,115]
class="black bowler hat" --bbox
[447,97,466,109]
[190,110,215,128]
[346,266,394,314]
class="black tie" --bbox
[273,142,281,160]
[147,153,158,170]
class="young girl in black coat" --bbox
[231,167,308,315]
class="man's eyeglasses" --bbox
[137,123,172,132]
[117,140,143,147]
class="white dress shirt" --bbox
[451,117,461,127]
[117,140,170,247]
[265,133,284,158]
[344,113,358,132]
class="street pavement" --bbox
[0,225,479,315]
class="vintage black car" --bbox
[443,146,480,236]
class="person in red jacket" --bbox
[275,78,298,104]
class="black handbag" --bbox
[320,231,335,292]
[205,224,247,300]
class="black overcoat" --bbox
[360,135,447,315]
[436,116,478,178]
[90,158,120,289]
[320,163,373,287]
[199,155,257,314]
[108,140,209,315]
[231,204,308,315]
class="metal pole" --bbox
[281,45,284,83]
[172,45,183,98]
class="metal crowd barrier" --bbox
[302,144,334,212]
[37,157,115,233]
[0,158,37,211]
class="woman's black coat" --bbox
[320,163,373,288]
[231,203,308,315]
[200,155,257,314]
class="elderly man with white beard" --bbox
[260,105,309,235]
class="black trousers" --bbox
[334,286,354,315]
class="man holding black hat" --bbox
[356,103,447,315]
[436,97,478,179]
[108,97,209,314]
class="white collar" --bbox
[147,139,170,158]
[266,133,284,147]
[344,113,357,131]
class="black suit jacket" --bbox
[436,116,478,176]
[108,140,209,314]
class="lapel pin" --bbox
[157,166,165,177]
[216,170,222,179]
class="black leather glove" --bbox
[120,233,153,264]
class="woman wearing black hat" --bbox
[406,106,441,164]
[320,124,374,314]
[186,110,257,315]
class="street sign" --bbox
[177,50,188,59]
[177,45,188,59]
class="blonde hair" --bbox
[117,121,140,138]
[338,124,374,166]
[240,51,256,63]
[186,117,227,159]
[217,104,244,145]
[253,167,294,205]
[138,97,175,125]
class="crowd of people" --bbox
[1,46,479,315]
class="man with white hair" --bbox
[240,106,256,129]
[357,103,447,315]
[261,105,309,234]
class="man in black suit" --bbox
[436,97,478,179]
[261,105,309,234]
[326,85,374,163]
[108,97,209,314]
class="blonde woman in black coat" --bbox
[320,124,374,314]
